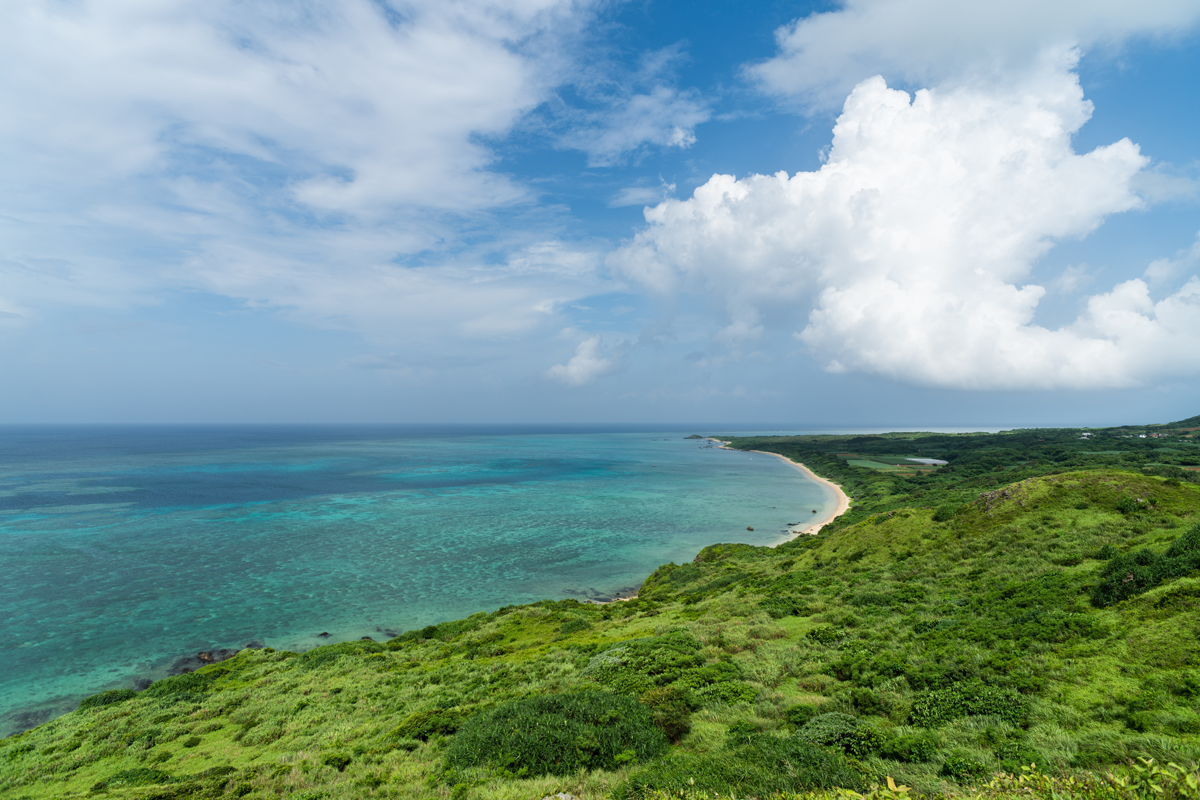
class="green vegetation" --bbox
[444,691,667,778]
[2,416,1199,799]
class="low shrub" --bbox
[678,661,739,689]
[141,670,223,702]
[582,631,704,695]
[1116,496,1145,515]
[78,688,137,710]
[785,702,828,728]
[390,707,474,740]
[443,690,668,777]
[760,595,811,618]
[939,750,989,782]
[799,712,885,758]
[615,733,862,799]
[322,753,351,772]
[560,617,592,634]
[880,730,941,762]
[91,768,174,791]
[1092,525,1200,607]
[299,640,385,668]
[695,681,758,706]
[640,686,695,743]
[806,625,844,645]
[932,504,962,522]
[908,680,1028,728]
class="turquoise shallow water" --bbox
[0,425,836,735]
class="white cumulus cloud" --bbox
[609,58,1200,390]
[545,334,617,386]
[748,0,1200,108]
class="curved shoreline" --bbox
[3,437,848,734]
[709,439,851,545]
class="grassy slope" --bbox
[2,430,1200,799]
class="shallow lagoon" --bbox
[0,425,834,735]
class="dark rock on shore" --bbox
[168,646,243,676]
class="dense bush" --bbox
[140,669,223,702]
[639,686,695,742]
[322,753,351,771]
[908,681,1028,728]
[78,688,137,710]
[560,617,592,634]
[806,625,844,645]
[880,730,941,762]
[615,733,862,799]
[390,707,474,740]
[1116,496,1145,515]
[798,712,884,757]
[939,751,990,782]
[443,691,668,777]
[760,595,811,618]
[932,503,962,522]
[90,768,174,791]
[785,702,828,728]
[694,681,758,706]
[298,639,385,668]
[1092,525,1200,607]
[582,631,704,694]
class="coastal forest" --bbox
[3,416,1200,800]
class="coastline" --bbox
[709,439,851,546]
[3,433,845,735]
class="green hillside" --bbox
[3,422,1200,800]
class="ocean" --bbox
[0,424,836,736]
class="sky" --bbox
[2,0,1199,427]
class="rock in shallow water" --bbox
[168,647,240,676]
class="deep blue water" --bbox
[0,424,836,735]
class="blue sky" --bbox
[1,0,1199,426]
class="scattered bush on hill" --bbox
[443,691,668,778]
[799,712,886,757]
[298,639,385,668]
[639,686,695,742]
[78,688,137,710]
[940,750,990,782]
[390,707,474,741]
[582,631,705,695]
[140,669,225,703]
[908,681,1029,728]
[90,768,174,792]
[1092,524,1200,607]
[615,732,862,799]
[932,503,962,522]
[880,729,942,763]
[806,625,844,645]
[786,702,829,728]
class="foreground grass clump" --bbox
[616,731,862,799]
[3,415,1200,798]
[444,691,668,777]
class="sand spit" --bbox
[707,439,851,546]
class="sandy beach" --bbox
[709,439,851,546]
